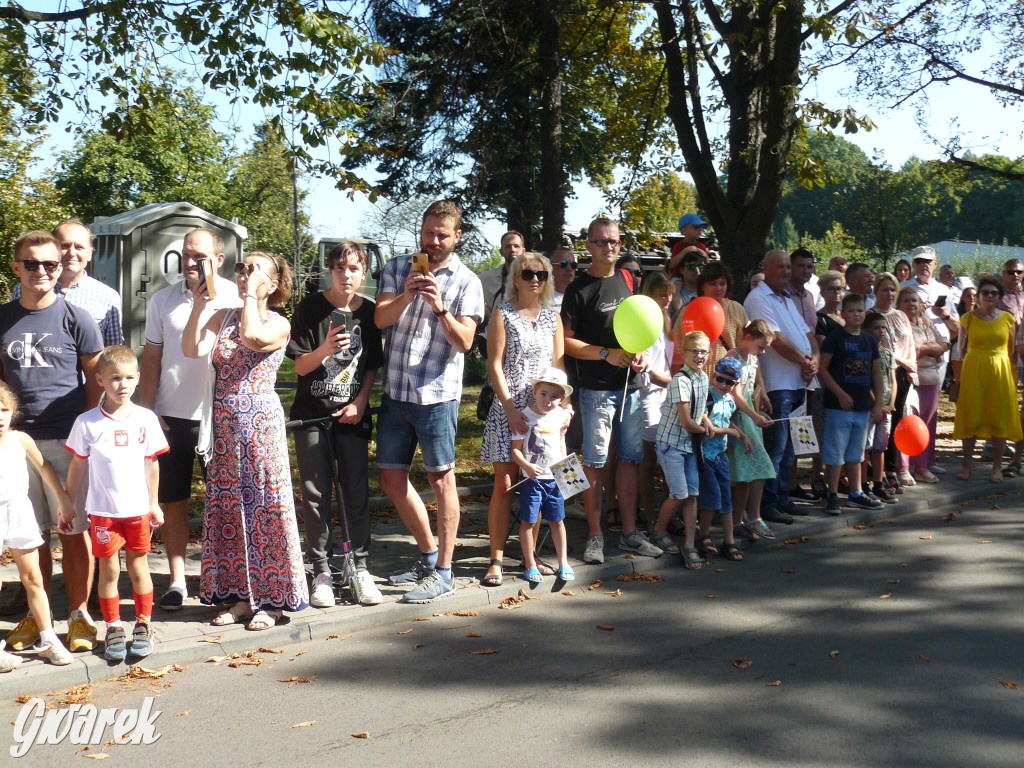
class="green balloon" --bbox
[613,295,664,354]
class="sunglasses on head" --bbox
[17,259,60,274]
[714,375,737,386]
[520,269,549,282]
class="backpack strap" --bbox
[618,268,635,294]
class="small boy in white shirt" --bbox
[510,367,575,584]
[66,346,168,663]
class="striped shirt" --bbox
[378,253,484,405]
[14,274,122,346]
[656,366,709,453]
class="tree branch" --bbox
[800,0,861,44]
[944,153,1024,181]
[0,1,125,23]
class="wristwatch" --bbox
[599,347,610,360]
[434,307,448,318]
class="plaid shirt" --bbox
[656,366,709,453]
[14,274,123,346]
[378,252,484,405]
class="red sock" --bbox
[99,596,121,625]
[134,590,154,622]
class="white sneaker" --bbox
[309,573,336,608]
[583,535,605,564]
[38,640,74,666]
[0,648,22,672]
[353,570,383,606]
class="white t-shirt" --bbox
[65,404,169,518]
[511,405,568,480]
[144,276,242,420]
[743,281,815,392]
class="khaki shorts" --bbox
[26,438,89,536]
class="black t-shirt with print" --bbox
[560,271,633,390]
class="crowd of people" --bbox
[1,204,1022,672]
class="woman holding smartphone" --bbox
[286,241,385,608]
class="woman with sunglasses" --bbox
[953,275,1022,482]
[480,252,564,586]
[184,251,308,630]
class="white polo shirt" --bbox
[743,281,814,393]
[144,276,241,420]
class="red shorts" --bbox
[90,515,151,558]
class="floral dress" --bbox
[480,303,558,463]
[201,312,309,612]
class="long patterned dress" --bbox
[480,303,558,463]
[201,312,309,612]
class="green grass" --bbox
[186,359,492,517]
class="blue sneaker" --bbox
[399,571,455,603]
[128,622,153,658]
[104,626,127,662]
[388,561,432,586]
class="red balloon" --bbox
[894,414,929,456]
[682,297,726,341]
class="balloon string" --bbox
[619,368,630,422]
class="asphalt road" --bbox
[6,502,1024,767]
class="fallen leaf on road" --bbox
[942,512,958,523]
[176,711,190,717]
[291,721,315,729]
[879,594,892,599]
[766,680,781,686]
[207,655,231,664]
[258,647,282,654]
[852,524,867,530]
[706,594,716,599]
[1000,681,1018,689]
[597,624,615,631]
[295,651,308,657]
[471,649,499,655]
[75,746,90,755]
[562,591,576,596]
[623,554,637,559]
[781,568,795,574]
[82,755,109,760]
[919,655,932,662]
[829,650,839,659]
[885,579,901,584]
[992,505,1001,510]
[326,634,339,640]
[500,595,524,609]
[198,635,225,643]
[617,571,662,584]
[733,658,753,669]
[715,568,728,572]
[605,588,624,597]
[919,535,933,540]
[398,629,413,635]
[352,732,370,739]
[451,610,479,617]
[978,540,993,544]
[414,617,430,621]
[467,632,482,637]
[588,580,603,590]
[518,588,536,600]
[413,643,425,650]
[279,676,314,684]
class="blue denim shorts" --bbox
[823,409,869,466]
[518,478,565,523]
[580,388,643,468]
[375,395,458,472]
[698,452,732,514]
[656,444,699,499]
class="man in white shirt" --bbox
[846,263,876,310]
[477,231,525,345]
[743,250,820,524]
[787,248,819,330]
[139,228,241,610]
[901,246,959,343]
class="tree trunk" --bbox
[538,0,565,252]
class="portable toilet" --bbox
[89,203,247,352]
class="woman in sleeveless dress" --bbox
[184,251,308,630]
[479,253,564,586]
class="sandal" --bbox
[1005,463,1020,478]
[681,547,704,570]
[482,559,503,587]
[735,522,759,541]
[750,519,775,540]
[695,534,719,556]
[606,508,622,532]
[720,543,744,562]
[212,603,252,626]
[666,517,686,536]
[555,566,575,582]
[247,609,283,631]
[523,568,544,584]
[650,532,681,555]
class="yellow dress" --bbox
[952,311,1022,441]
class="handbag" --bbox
[477,381,495,421]
[948,380,960,403]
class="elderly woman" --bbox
[479,252,564,586]
[898,288,950,484]
[953,275,1022,482]
[873,272,917,493]
[184,251,308,630]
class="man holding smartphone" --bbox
[139,228,241,611]
[375,200,484,603]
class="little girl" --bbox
[725,320,778,541]
[0,382,75,671]
[638,271,675,528]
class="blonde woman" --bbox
[480,252,564,586]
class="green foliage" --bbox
[620,171,697,236]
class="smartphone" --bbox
[934,294,947,308]
[330,308,352,334]
[411,251,429,275]
[198,257,217,299]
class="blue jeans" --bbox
[762,389,805,511]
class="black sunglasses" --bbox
[233,262,256,275]
[714,375,737,386]
[1005,269,1023,275]
[520,269,549,282]
[18,259,60,274]
[557,260,578,269]
[980,289,1000,297]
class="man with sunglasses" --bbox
[667,245,707,323]
[551,246,577,311]
[901,246,959,365]
[139,228,241,611]
[0,230,104,653]
[561,217,661,564]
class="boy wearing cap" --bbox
[671,213,708,260]
[696,357,752,562]
[510,367,575,584]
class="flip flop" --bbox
[523,568,544,584]
[555,566,575,582]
